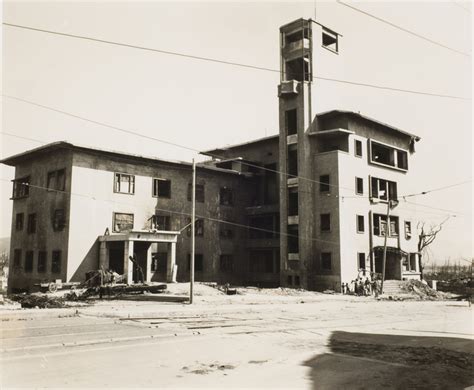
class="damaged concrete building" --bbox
[3,18,422,293]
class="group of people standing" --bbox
[342,269,381,297]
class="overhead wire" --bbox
[336,0,471,57]
[2,22,470,101]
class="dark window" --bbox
[390,217,399,237]
[13,249,21,268]
[12,177,30,199]
[220,255,234,272]
[47,169,66,191]
[220,187,233,206]
[187,218,204,237]
[220,226,234,239]
[397,150,408,170]
[321,252,332,270]
[371,141,408,171]
[288,225,299,253]
[358,253,366,269]
[51,250,61,274]
[320,175,330,193]
[53,209,66,231]
[294,275,300,286]
[114,173,135,194]
[249,215,277,239]
[152,178,171,198]
[356,177,364,195]
[249,250,274,273]
[320,214,331,232]
[15,213,24,231]
[288,190,298,216]
[285,28,310,45]
[288,148,298,176]
[188,184,204,202]
[153,215,171,231]
[286,109,297,135]
[405,221,412,240]
[322,27,338,52]
[37,251,47,273]
[187,254,203,272]
[27,213,37,234]
[357,215,365,233]
[287,275,293,285]
[355,140,362,157]
[113,213,134,232]
[25,251,34,273]
[285,55,311,82]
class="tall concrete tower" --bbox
[278,19,341,289]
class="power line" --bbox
[404,200,469,216]
[2,22,470,101]
[450,1,471,13]
[0,177,341,246]
[2,130,471,203]
[336,0,471,57]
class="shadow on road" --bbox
[303,331,474,390]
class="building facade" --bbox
[2,18,421,293]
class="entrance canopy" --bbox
[99,230,180,284]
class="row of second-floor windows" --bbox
[319,174,398,202]
[13,249,62,274]
[113,173,234,206]
[12,169,66,200]
[15,210,66,233]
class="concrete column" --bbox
[123,240,134,284]
[166,242,177,283]
[99,241,108,270]
[146,244,153,283]
[414,253,420,273]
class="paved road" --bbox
[1,297,473,388]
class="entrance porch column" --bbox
[146,244,153,283]
[99,241,108,270]
[414,253,420,273]
[123,240,134,284]
[166,242,177,283]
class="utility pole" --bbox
[381,199,398,294]
[190,159,196,304]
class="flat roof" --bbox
[201,134,279,157]
[0,141,247,176]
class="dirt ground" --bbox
[1,283,473,389]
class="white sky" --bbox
[1,1,472,264]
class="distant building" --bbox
[2,18,421,293]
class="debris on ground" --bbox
[400,280,448,300]
[9,293,68,309]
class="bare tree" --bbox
[417,217,449,280]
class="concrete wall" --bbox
[68,150,254,284]
[8,149,72,292]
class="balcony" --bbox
[278,80,299,96]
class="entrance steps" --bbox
[382,280,406,294]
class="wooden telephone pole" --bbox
[190,159,196,304]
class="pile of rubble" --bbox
[387,280,449,301]
[9,293,69,309]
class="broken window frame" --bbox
[187,218,204,237]
[219,187,234,206]
[51,250,61,274]
[187,183,205,203]
[405,221,412,240]
[15,213,24,231]
[12,176,30,199]
[152,215,171,231]
[369,140,408,171]
[322,27,338,53]
[47,169,66,192]
[284,55,311,82]
[320,213,331,232]
[219,254,234,272]
[114,172,135,195]
[319,175,330,193]
[373,214,399,237]
[37,251,47,273]
[370,177,398,202]
[27,213,37,234]
[152,178,171,198]
[25,251,34,273]
[113,212,134,233]
[52,209,66,231]
[321,252,332,271]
